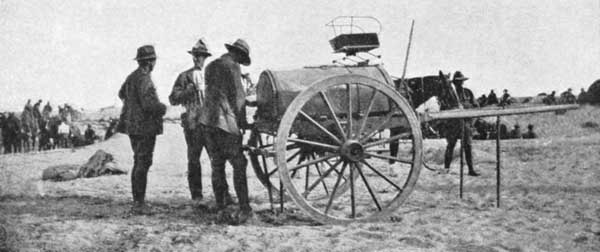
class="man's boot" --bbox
[465,145,480,176]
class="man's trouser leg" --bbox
[463,126,475,172]
[129,135,156,204]
[184,127,204,200]
[228,134,250,211]
[444,136,458,169]
[204,127,230,209]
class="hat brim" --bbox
[133,55,157,61]
[187,51,212,57]
[225,44,251,66]
[453,77,469,81]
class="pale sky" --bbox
[1,0,599,111]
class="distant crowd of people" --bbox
[0,99,106,154]
[473,119,537,140]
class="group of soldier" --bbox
[0,99,101,154]
[117,38,253,223]
[476,89,513,107]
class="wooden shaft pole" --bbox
[398,20,415,92]
[423,104,578,122]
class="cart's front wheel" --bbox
[275,74,423,224]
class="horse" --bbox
[388,71,459,161]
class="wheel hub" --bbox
[340,140,365,162]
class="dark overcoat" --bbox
[199,54,247,135]
[118,68,166,136]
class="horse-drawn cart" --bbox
[243,17,578,224]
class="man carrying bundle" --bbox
[169,38,233,204]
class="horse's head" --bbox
[436,70,460,109]
[405,70,459,109]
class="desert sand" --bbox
[1,105,600,251]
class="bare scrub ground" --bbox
[1,105,600,251]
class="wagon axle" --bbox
[339,140,365,162]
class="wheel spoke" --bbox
[289,153,337,173]
[364,132,412,148]
[286,149,301,162]
[357,87,377,138]
[301,158,343,198]
[299,110,342,144]
[319,91,347,141]
[355,163,382,211]
[288,138,339,151]
[346,83,353,139]
[360,160,403,191]
[325,162,348,214]
[359,110,395,143]
[312,153,329,195]
[365,152,413,165]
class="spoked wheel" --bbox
[249,128,356,202]
[275,74,423,224]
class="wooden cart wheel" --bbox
[275,74,423,224]
[249,128,356,202]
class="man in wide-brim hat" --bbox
[119,44,167,214]
[199,38,252,223]
[442,71,480,176]
[169,38,233,204]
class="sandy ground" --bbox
[1,105,600,251]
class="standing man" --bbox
[487,89,498,106]
[200,39,252,222]
[169,38,220,202]
[499,89,511,106]
[442,71,480,176]
[42,101,52,121]
[118,45,167,214]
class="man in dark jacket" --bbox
[487,89,498,105]
[118,45,167,214]
[442,71,480,176]
[169,38,223,202]
[199,39,251,222]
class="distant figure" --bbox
[476,94,487,107]
[2,112,21,153]
[499,89,512,106]
[499,123,509,139]
[84,124,97,145]
[523,124,537,139]
[473,118,491,140]
[510,124,522,139]
[58,121,70,148]
[560,88,576,104]
[33,99,43,121]
[577,88,587,104]
[42,101,52,121]
[543,91,557,105]
[24,99,32,111]
[487,90,498,105]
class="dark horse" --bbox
[388,71,460,162]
